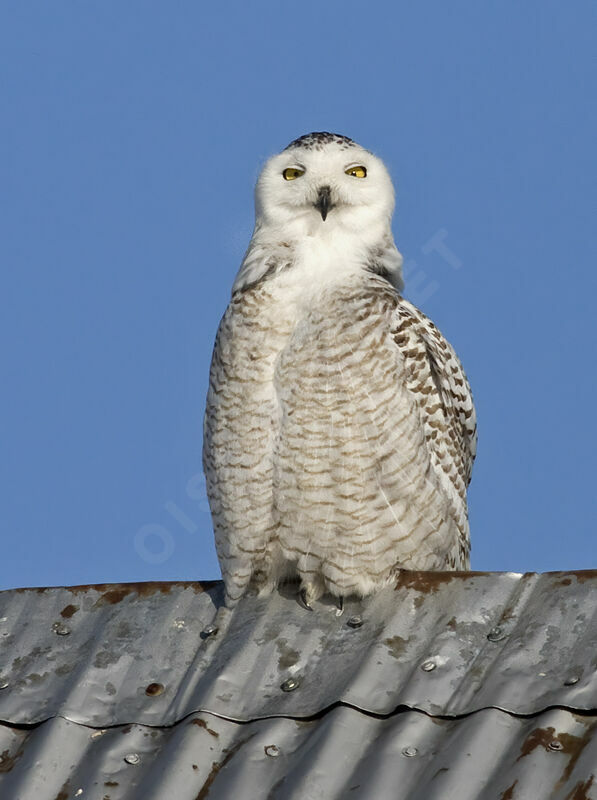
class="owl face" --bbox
[255,133,395,231]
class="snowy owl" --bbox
[203,132,476,613]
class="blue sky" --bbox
[1,2,595,590]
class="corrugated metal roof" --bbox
[1,707,596,799]
[1,571,596,799]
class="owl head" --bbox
[254,132,396,231]
[233,133,403,294]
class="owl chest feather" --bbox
[205,263,472,597]
[215,276,401,456]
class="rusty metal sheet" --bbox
[1,707,595,799]
[0,571,596,727]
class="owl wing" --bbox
[390,298,477,552]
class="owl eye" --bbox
[283,167,305,181]
[345,165,367,178]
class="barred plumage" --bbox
[203,133,476,609]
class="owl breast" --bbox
[204,272,466,606]
[273,279,457,598]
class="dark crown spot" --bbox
[284,132,356,151]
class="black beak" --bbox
[314,185,332,221]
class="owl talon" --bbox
[335,597,344,617]
[298,588,313,611]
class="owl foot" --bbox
[335,596,344,617]
[298,588,313,611]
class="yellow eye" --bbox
[345,165,367,178]
[283,167,305,181]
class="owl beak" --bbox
[314,185,332,221]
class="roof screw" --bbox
[564,676,579,686]
[74,790,83,797]
[280,677,300,692]
[347,615,363,628]
[264,745,281,757]
[145,682,164,697]
[548,740,563,752]
[52,622,71,636]
[421,660,437,672]
[402,746,418,757]
[0,680,8,690]
[201,623,218,638]
[487,626,506,642]
[124,753,140,765]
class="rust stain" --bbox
[501,780,518,799]
[191,718,220,738]
[104,781,119,787]
[54,779,70,800]
[88,581,210,608]
[93,583,174,606]
[195,735,255,800]
[517,724,595,785]
[498,604,516,622]
[564,775,594,800]
[92,581,215,603]
[557,727,595,786]
[544,570,597,585]
[0,745,25,773]
[394,569,489,594]
[517,726,556,760]
[91,580,222,606]
[60,604,79,618]
[395,570,458,593]
[571,570,597,584]
[9,580,219,596]
[384,635,407,659]
[121,724,133,735]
